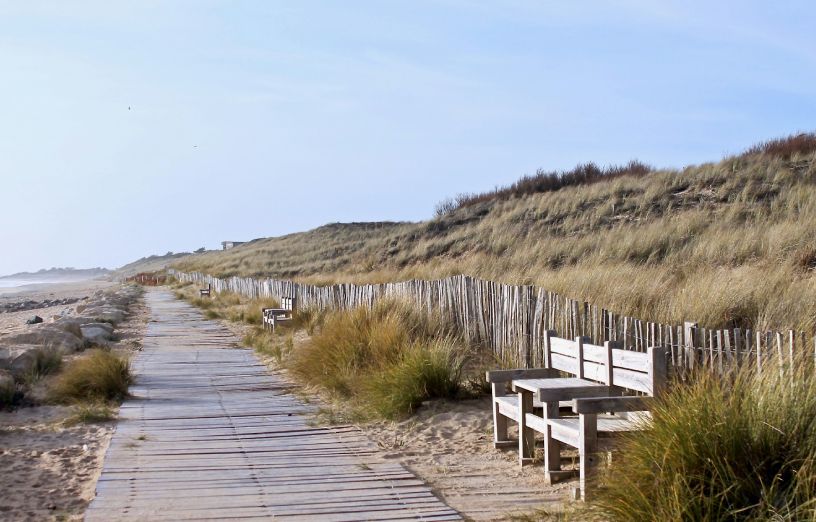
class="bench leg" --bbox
[577,413,598,501]
[518,389,535,466]
[491,386,512,448]
[542,401,561,484]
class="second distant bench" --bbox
[262,297,297,332]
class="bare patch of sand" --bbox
[0,406,114,521]
[362,398,575,521]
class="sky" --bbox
[1,1,815,275]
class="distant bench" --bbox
[199,284,211,297]
[262,297,297,332]
[487,331,667,500]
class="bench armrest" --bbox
[572,396,653,414]
[262,307,288,314]
[485,368,559,383]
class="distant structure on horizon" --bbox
[221,241,245,250]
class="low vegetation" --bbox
[0,377,19,409]
[20,347,62,385]
[594,361,816,521]
[65,401,117,425]
[50,349,132,403]
[289,300,468,419]
[171,133,816,334]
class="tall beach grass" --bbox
[595,359,816,521]
[289,300,468,419]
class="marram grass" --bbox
[50,349,132,403]
[289,300,467,419]
[594,359,816,521]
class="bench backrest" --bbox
[545,331,667,397]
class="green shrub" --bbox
[595,360,816,521]
[50,350,132,403]
[290,300,467,419]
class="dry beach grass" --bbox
[173,136,816,334]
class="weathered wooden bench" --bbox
[199,283,211,297]
[487,331,668,501]
[486,333,611,451]
[262,297,297,332]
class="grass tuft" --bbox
[50,350,132,403]
[0,378,21,410]
[66,401,117,425]
[289,300,467,419]
[594,360,816,521]
[20,348,63,385]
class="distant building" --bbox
[221,241,245,250]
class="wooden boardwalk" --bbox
[86,289,460,521]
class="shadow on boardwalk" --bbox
[86,289,460,521]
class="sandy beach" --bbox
[0,280,116,336]
[0,281,147,521]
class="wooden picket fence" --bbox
[169,270,815,377]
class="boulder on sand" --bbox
[26,316,43,325]
[81,324,115,345]
[0,345,44,374]
[1,327,85,355]
[78,306,126,325]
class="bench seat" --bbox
[496,396,572,417]
[526,413,644,445]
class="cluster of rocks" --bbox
[0,297,82,314]
[0,285,142,382]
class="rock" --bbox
[0,345,38,370]
[10,350,38,375]
[82,322,114,334]
[26,316,43,325]
[1,327,85,355]
[75,304,87,314]
[79,307,126,325]
[81,325,114,345]
[51,319,85,338]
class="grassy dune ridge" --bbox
[173,134,816,333]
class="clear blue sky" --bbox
[1,1,815,275]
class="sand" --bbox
[0,281,148,522]
[0,280,116,336]
[361,398,574,520]
[0,406,114,521]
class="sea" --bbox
[0,279,36,289]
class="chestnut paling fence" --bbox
[169,269,815,376]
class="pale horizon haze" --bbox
[1,1,815,275]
